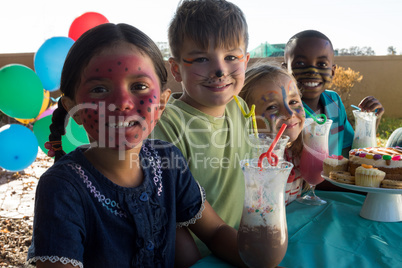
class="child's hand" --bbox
[358,96,385,118]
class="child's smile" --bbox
[250,75,305,142]
[285,37,335,101]
[171,38,249,116]
[71,45,162,150]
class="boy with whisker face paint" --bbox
[151,0,252,262]
[283,30,385,159]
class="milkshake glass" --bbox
[297,118,332,205]
[352,110,377,149]
[238,158,293,268]
[248,133,290,162]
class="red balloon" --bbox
[68,12,109,41]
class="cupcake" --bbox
[355,164,386,188]
[323,155,349,176]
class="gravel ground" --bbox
[0,151,52,267]
[0,217,33,267]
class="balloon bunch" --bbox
[0,12,107,171]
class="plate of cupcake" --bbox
[321,152,402,222]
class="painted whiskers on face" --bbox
[182,54,245,84]
[292,66,332,83]
[182,54,245,65]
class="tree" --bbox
[328,65,363,108]
[335,46,375,56]
[387,46,397,55]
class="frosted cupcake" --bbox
[323,155,349,176]
[355,164,386,188]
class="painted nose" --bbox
[282,110,294,120]
[111,89,135,111]
[209,59,226,78]
[280,104,294,120]
[215,70,224,77]
[303,66,319,75]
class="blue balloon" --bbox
[0,124,38,172]
[34,36,74,92]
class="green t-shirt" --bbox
[151,93,253,255]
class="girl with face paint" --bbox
[239,62,306,205]
[27,23,246,268]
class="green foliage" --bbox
[329,65,363,109]
[377,116,402,140]
[376,116,402,147]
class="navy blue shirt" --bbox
[27,139,204,268]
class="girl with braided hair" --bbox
[27,23,245,268]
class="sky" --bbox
[1,0,401,56]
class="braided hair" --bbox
[48,23,168,161]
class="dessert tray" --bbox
[322,173,402,222]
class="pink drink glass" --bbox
[297,118,332,206]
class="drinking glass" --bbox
[248,133,290,162]
[238,158,293,268]
[352,110,377,149]
[297,118,332,206]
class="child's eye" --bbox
[225,55,238,61]
[131,83,149,91]
[193,58,208,63]
[294,61,305,67]
[289,100,299,105]
[90,86,108,93]
[265,105,278,111]
[317,62,328,68]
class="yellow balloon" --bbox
[15,90,51,124]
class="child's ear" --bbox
[244,52,250,68]
[169,57,182,82]
[61,96,82,125]
[158,89,172,117]
[331,64,337,77]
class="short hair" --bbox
[284,29,333,56]
[239,61,299,105]
[168,0,248,59]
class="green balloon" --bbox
[33,115,52,154]
[0,64,44,119]
[63,116,90,153]
[33,114,89,155]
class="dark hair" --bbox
[284,29,333,56]
[168,0,248,60]
[49,23,168,161]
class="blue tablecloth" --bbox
[192,191,402,268]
